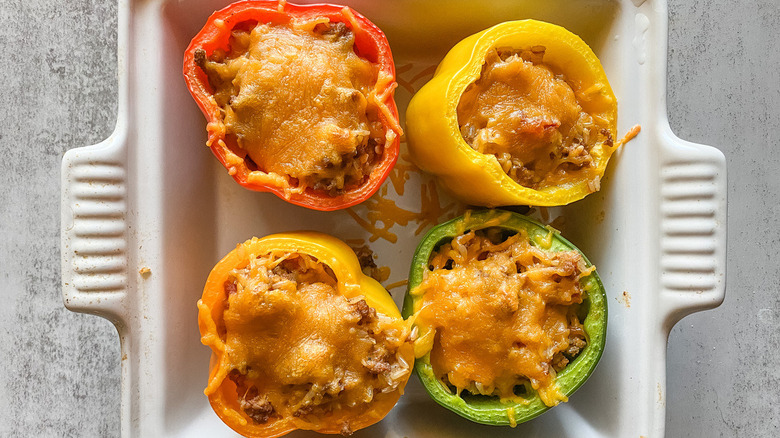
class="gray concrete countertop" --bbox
[0,0,777,436]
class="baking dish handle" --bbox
[657,124,727,329]
[61,130,129,324]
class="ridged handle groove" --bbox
[658,131,727,327]
[61,134,128,320]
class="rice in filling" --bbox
[457,47,613,191]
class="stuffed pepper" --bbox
[402,209,607,426]
[198,233,414,437]
[406,20,618,207]
[183,0,402,211]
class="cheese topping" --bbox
[196,19,387,193]
[347,179,459,244]
[411,228,590,407]
[210,251,412,427]
[457,47,613,190]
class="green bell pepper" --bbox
[401,209,607,426]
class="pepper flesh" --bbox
[402,210,607,426]
[183,0,402,211]
[405,20,618,207]
[199,232,413,437]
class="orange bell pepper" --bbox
[198,232,413,437]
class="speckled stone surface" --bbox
[0,0,120,436]
[0,0,777,436]
[665,2,780,436]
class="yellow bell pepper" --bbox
[405,20,618,207]
[198,232,413,437]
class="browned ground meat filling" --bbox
[195,19,385,194]
[220,252,411,428]
[411,228,589,406]
[457,47,613,191]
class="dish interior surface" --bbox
[106,0,671,436]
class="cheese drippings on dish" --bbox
[411,228,590,407]
[212,252,411,427]
[457,47,613,191]
[195,19,386,194]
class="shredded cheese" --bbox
[197,16,391,195]
[384,279,408,291]
[388,156,418,196]
[347,179,459,244]
[209,251,412,426]
[457,47,613,190]
[616,124,642,148]
[507,407,517,427]
[412,229,591,407]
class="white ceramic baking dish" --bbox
[61,0,727,436]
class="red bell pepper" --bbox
[183,0,401,211]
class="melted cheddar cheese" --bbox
[457,47,613,190]
[209,252,411,429]
[411,229,589,407]
[197,19,386,193]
